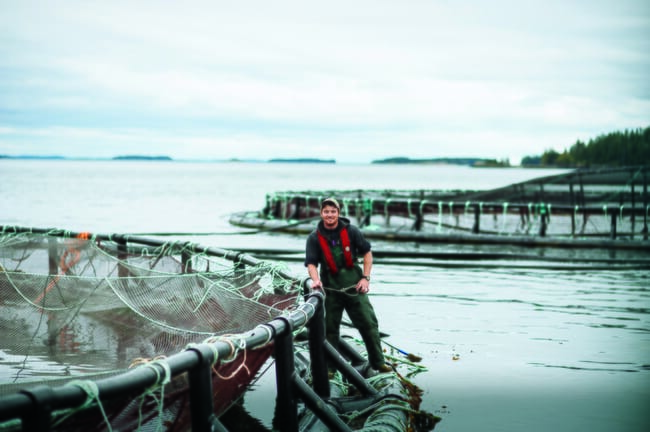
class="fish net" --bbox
[0,229,303,431]
[251,166,649,242]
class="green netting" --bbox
[248,167,650,242]
[0,230,302,431]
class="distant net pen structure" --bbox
[230,166,650,250]
[0,227,435,432]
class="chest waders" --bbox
[317,228,386,369]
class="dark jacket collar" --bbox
[317,217,351,235]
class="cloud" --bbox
[1,0,648,163]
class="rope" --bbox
[448,201,455,228]
[1,270,71,311]
[0,228,312,429]
[290,300,316,332]
[211,336,250,379]
[419,200,428,217]
[135,357,171,432]
[253,324,274,347]
[384,198,392,222]
[57,380,113,431]
[325,284,361,297]
[342,197,351,216]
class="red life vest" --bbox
[317,227,354,274]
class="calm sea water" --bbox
[1,160,649,432]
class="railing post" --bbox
[187,345,218,432]
[413,201,423,231]
[290,197,301,219]
[116,236,128,278]
[307,292,329,398]
[273,199,282,219]
[181,243,192,274]
[361,199,372,227]
[472,203,480,234]
[643,172,648,240]
[569,183,576,236]
[355,195,363,226]
[274,318,298,432]
[48,237,58,275]
[539,204,547,237]
[611,210,617,240]
[262,193,271,217]
[631,178,636,239]
[234,253,246,279]
[384,199,392,227]
[570,209,576,237]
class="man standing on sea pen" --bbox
[305,197,392,374]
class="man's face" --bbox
[320,205,339,229]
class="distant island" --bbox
[372,157,510,167]
[0,155,66,160]
[112,155,173,161]
[2,126,646,168]
[0,155,174,161]
[268,158,336,164]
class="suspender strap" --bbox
[340,228,354,268]
[317,231,338,273]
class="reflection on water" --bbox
[368,261,650,378]
[0,305,160,386]
[529,360,642,373]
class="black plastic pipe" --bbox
[273,317,298,431]
[307,291,329,398]
[292,376,351,432]
[323,342,377,397]
[187,344,217,432]
[0,228,322,430]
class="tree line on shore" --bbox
[522,126,650,168]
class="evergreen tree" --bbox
[525,127,650,167]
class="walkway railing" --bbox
[0,227,381,432]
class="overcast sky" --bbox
[1,0,648,164]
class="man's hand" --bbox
[307,264,322,290]
[356,278,370,294]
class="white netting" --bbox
[0,230,301,391]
